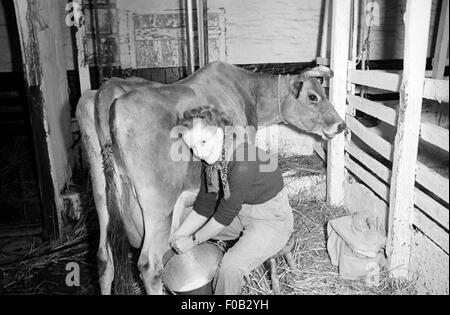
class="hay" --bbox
[278,154,326,177]
[1,199,416,295]
[0,193,100,295]
[0,160,416,295]
[242,200,416,295]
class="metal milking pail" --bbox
[162,242,225,295]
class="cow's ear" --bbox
[289,77,303,99]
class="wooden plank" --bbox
[13,0,74,241]
[387,0,432,279]
[423,78,450,102]
[420,122,449,152]
[320,0,331,59]
[186,0,196,74]
[345,155,390,202]
[414,208,449,254]
[432,0,449,80]
[415,189,449,231]
[346,140,449,231]
[347,117,448,203]
[345,141,391,183]
[348,69,401,92]
[416,162,449,204]
[118,10,136,69]
[326,0,352,207]
[197,0,208,67]
[346,140,449,230]
[72,0,91,94]
[346,115,393,161]
[347,94,398,126]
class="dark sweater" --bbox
[193,142,284,226]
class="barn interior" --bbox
[0,0,448,295]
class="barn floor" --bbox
[0,155,416,295]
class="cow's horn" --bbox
[301,66,334,79]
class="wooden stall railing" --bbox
[326,0,448,286]
[339,2,449,278]
[344,71,449,258]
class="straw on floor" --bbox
[242,199,416,295]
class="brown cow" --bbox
[75,61,346,295]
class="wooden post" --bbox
[327,0,352,206]
[73,0,91,94]
[185,0,196,74]
[387,0,432,279]
[318,0,331,65]
[197,0,208,67]
[13,0,73,241]
[432,0,449,79]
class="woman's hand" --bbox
[170,235,196,254]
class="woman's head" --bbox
[179,106,233,164]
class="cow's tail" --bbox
[103,142,135,295]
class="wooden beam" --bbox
[185,0,196,74]
[345,155,390,202]
[327,0,352,206]
[423,78,449,102]
[72,0,91,94]
[387,0,432,279]
[346,140,449,231]
[346,115,393,161]
[416,162,449,204]
[414,208,449,254]
[349,70,449,102]
[320,0,331,59]
[197,0,209,67]
[347,94,398,126]
[348,70,401,92]
[345,141,391,183]
[13,0,74,241]
[415,189,449,231]
[432,0,449,79]
[420,122,449,152]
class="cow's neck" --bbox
[251,74,289,127]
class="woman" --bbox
[170,106,294,295]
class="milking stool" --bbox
[268,236,298,295]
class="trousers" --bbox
[212,187,294,295]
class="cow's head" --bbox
[280,66,347,140]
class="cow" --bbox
[75,61,346,295]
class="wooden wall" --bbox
[0,0,443,73]
[357,0,441,61]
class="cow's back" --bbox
[178,61,258,127]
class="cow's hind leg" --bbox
[76,91,114,295]
[134,192,172,295]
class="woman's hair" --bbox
[178,105,233,129]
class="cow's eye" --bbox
[308,94,319,103]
